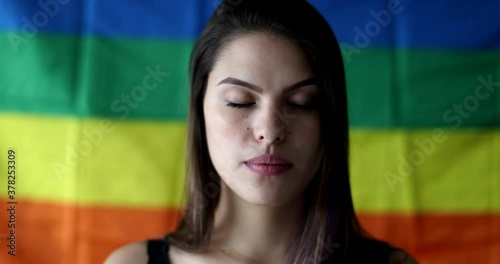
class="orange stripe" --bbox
[358,213,500,264]
[0,199,181,264]
[0,199,498,264]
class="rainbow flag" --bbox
[1,1,499,263]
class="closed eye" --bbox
[226,102,255,108]
[226,102,317,110]
[288,102,317,109]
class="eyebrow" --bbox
[217,77,318,94]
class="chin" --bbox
[238,189,296,207]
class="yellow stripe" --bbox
[1,113,186,208]
[1,113,498,212]
[350,128,500,212]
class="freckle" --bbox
[288,132,292,135]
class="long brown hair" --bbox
[168,0,390,263]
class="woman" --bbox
[106,0,417,263]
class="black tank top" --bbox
[147,237,171,264]
[146,234,413,263]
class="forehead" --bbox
[210,33,314,86]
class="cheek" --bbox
[292,118,322,177]
[204,103,249,176]
[204,102,246,147]
[292,116,321,147]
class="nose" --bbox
[253,105,287,145]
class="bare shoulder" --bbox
[388,249,419,264]
[103,241,149,264]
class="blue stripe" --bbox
[1,0,499,48]
[320,0,500,49]
[0,0,203,40]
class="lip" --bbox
[244,154,293,176]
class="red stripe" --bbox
[358,213,500,263]
[0,199,498,263]
[0,199,181,264]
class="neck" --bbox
[211,182,304,263]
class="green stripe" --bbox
[0,33,192,121]
[345,48,500,128]
[1,33,499,127]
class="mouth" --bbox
[245,153,292,165]
[244,153,293,176]
[244,162,293,176]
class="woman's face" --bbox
[203,33,322,206]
